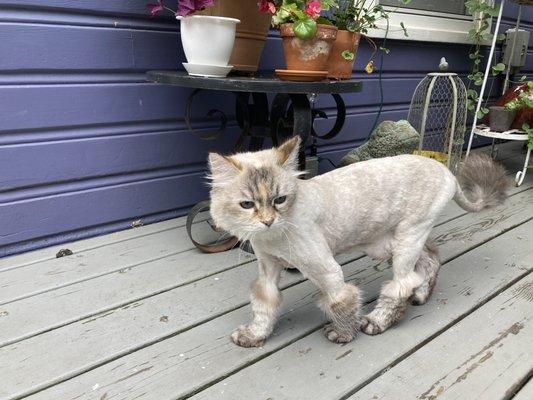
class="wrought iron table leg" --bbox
[312,93,346,140]
[234,91,270,151]
[288,94,312,170]
[185,88,228,140]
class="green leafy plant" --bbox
[505,81,533,111]
[505,81,533,149]
[325,0,410,36]
[465,0,507,119]
[322,0,410,72]
[259,0,338,40]
[523,123,533,151]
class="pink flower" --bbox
[146,0,165,17]
[258,1,276,14]
[305,0,321,19]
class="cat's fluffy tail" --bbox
[453,153,510,213]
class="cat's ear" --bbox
[276,136,301,171]
[208,153,242,185]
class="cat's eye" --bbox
[274,196,287,205]
[240,201,255,209]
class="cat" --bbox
[208,136,509,347]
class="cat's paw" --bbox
[230,325,265,348]
[360,315,385,335]
[410,291,429,306]
[411,284,433,306]
[323,324,356,344]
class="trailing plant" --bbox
[325,0,410,35]
[146,0,215,17]
[323,0,410,71]
[258,1,339,40]
[465,0,507,120]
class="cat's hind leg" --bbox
[231,253,282,347]
[361,228,430,335]
[411,240,440,306]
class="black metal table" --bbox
[146,71,363,252]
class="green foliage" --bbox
[270,1,318,39]
[504,81,533,149]
[324,0,410,34]
[505,81,533,111]
[294,17,317,39]
[522,123,533,150]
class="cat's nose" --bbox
[261,219,274,227]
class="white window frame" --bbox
[363,0,493,45]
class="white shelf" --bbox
[474,125,528,141]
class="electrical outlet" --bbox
[502,28,530,69]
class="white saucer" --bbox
[183,63,233,78]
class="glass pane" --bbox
[380,0,466,15]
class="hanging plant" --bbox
[465,0,507,120]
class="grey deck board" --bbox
[0,213,215,305]
[0,213,189,273]
[15,189,533,399]
[0,143,530,400]
[514,377,533,400]
[349,275,533,400]
[189,222,533,400]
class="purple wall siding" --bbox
[0,1,532,256]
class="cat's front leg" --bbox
[304,255,362,344]
[231,254,282,348]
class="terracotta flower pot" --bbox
[199,0,272,72]
[280,23,338,71]
[326,30,361,79]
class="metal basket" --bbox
[408,73,468,174]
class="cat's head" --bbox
[208,136,302,239]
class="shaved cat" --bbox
[208,136,509,347]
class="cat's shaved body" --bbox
[208,137,509,347]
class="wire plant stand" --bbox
[408,73,468,174]
[465,0,531,186]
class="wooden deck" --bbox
[0,141,532,400]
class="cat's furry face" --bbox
[208,137,301,239]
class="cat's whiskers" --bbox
[282,220,299,231]
[281,225,293,267]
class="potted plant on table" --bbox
[147,0,240,77]
[258,0,339,80]
[499,80,533,133]
[199,1,272,72]
[323,0,410,79]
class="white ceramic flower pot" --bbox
[178,15,240,68]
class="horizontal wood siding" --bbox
[0,1,531,256]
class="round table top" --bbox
[146,71,363,94]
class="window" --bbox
[364,0,488,44]
[380,0,467,15]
